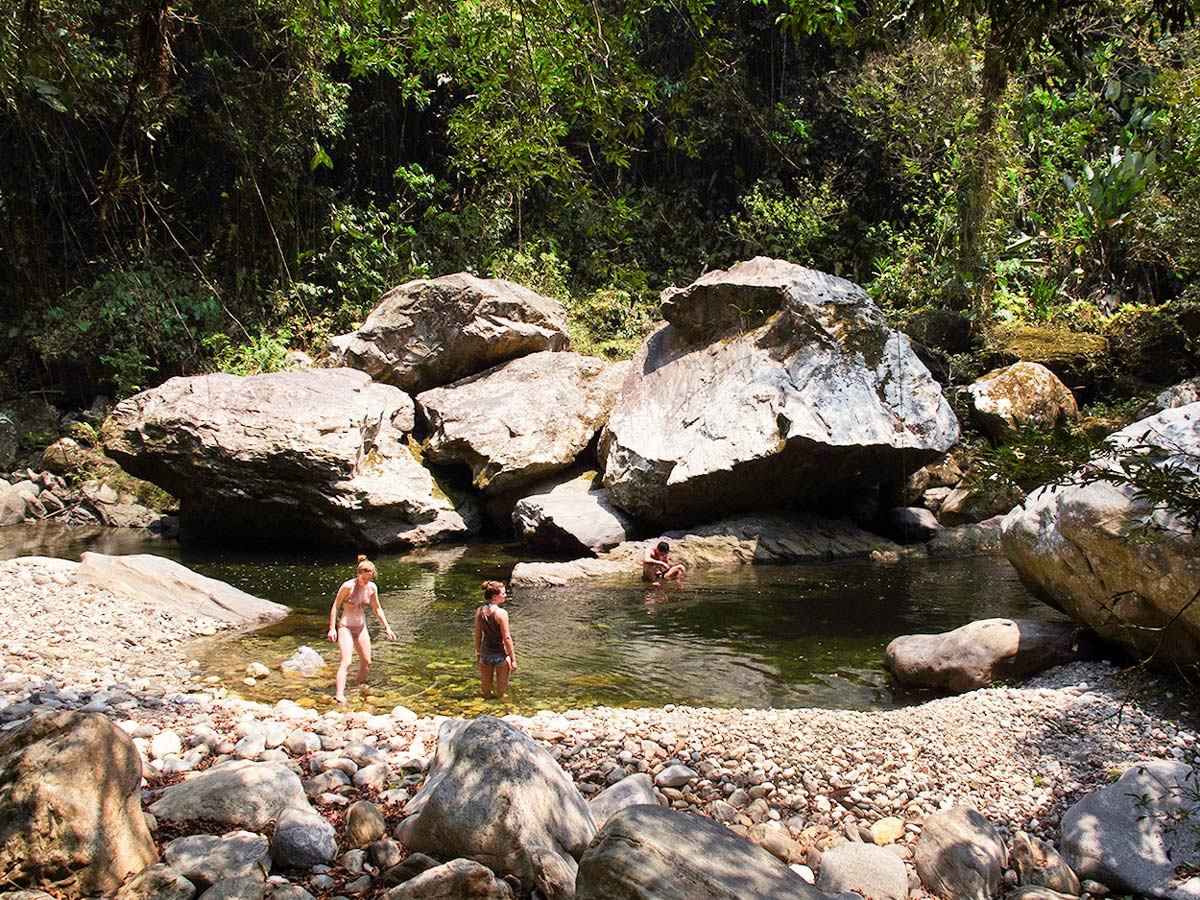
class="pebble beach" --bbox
[2,554,1196,897]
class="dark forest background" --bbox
[3,0,1200,404]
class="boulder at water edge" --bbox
[417,353,628,494]
[1060,760,1200,899]
[396,716,595,900]
[513,472,637,556]
[511,511,896,586]
[329,273,570,393]
[102,369,479,549]
[76,552,287,624]
[914,806,1007,900]
[884,618,1090,693]
[0,711,158,895]
[149,760,309,831]
[967,361,1078,442]
[1001,404,1200,677]
[574,804,846,900]
[598,257,959,524]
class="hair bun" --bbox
[357,554,368,563]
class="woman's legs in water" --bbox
[494,660,513,698]
[353,627,372,688]
[335,626,355,702]
[479,662,496,698]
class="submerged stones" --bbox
[598,257,959,525]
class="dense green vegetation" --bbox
[2,0,1199,401]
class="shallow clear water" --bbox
[1,523,1065,717]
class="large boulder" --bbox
[329,273,570,393]
[1060,760,1200,900]
[574,804,844,900]
[586,775,658,831]
[0,711,158,895]
[395,716,596,900]
[1001,404,1200,677]
[417,353,628,495]
[967,361,1078,442]
[149,760,309,831]
[513,473,637,556]
[102,369,479,549]
[598,258,959,524]
[884,618,1090,693]
[75,553,287,624]
[816,842,908,900]
[511,512,896,586]
[914,806,1006,900]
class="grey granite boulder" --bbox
[396,716,595,900]
[149,760,308,831]
[513,472,637,556]
[114,864,196,900]
[383,858,514,899]
[330,272,570,393]
[598,257,959,525]
[967,361,1078,442]
[587,774,658,830]
[418,353,627,494]
[816,842,908,900]
[1060,760,1200,899]
[1009,831,1080,896]
[76,553,287,624]
[102,369,480,549]
[0,711,158,896]
[270,805,337,869]
[1002,404,1200,677]
[163,831,269,888]
[574,804,848,899]
[884,618,1089,693]
[914,806,1007,900]
[345,800,388,849]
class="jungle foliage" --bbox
[2,0,1200,398]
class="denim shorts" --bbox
[480,652,509,667]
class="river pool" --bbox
[1,523,1068,717]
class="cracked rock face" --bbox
[102,369,479,549]
[329,273,570,394]
[598,257,960,524]
[1001,403,1200,676]
[417,352,628,495]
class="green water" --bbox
[2,523,1068,716]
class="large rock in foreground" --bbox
[574,804,844,900]
[148,760,309,831]
[76,553,287,624]
[599,258,959,524]
[329,273,570,393]
[418,353,628,495]
[102,369,479,549]
[0,712,158,895]
[1001,404,1200,677]
[884,618,1090,693]
[396,716,596,900]
[511,512,896,586]
[1061,760,1200,900]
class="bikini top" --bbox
[344,579,372,608]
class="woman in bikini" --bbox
[327,555,396,704]
[473,581,517,699]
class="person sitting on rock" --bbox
[474,580,517,699]
[327,554,395,705]
[643,541,686,584]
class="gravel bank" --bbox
[1,554,1195,897]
